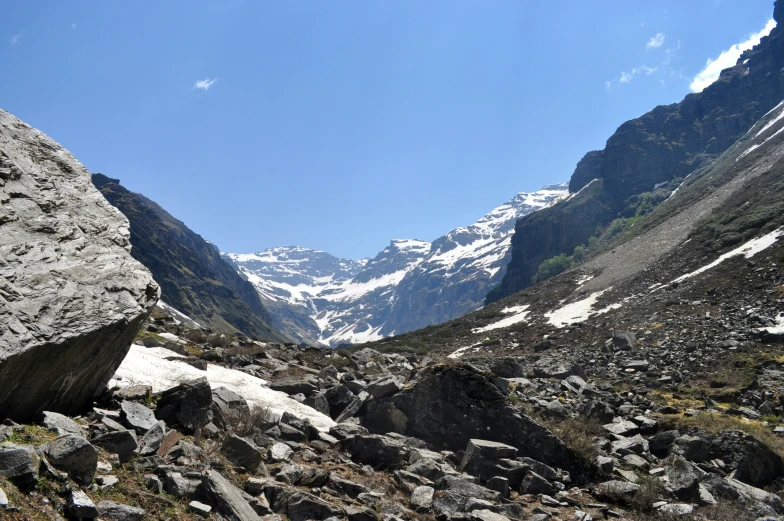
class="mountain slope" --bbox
[487,9,784,303]
[225,184,566,346]
[368,95,784,363]
[92,174,289,342]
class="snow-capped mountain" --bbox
[223,184,567,346]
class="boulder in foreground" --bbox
[0,109,159,422]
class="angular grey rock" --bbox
[189,500,213,518]
[437,475,500,502]
[97,500,146,521]
[612,331,636,351]
[212,386,250,429]
[202,469,261,521]
[303,393,330,416]
[673,435,709,462]
[0,109,159,422]
[68,489,98,518]
[336,391,370,423]
[164,471,201,499]
[410,485,434,512]
[343,434,410,469]
[223,434,265,473]
[0,445,39,484]
[120,401,157,433]
[41,411,85,437]
[136,420,166,456]
[269,377,318,397]
[114,385,152,401]
[45,434,98,484]
[270,442,294,462]
[666,456,700,500]
[471,510,511,521]
[286,492,337,521]
[92,429,138,463]
[593,480,640,503]
[155,377,213,433]
[328,473,368,498]
[459,439,518,482]
[366,376,403,399]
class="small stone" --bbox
[270,442,294,462]
[92,430,138,463]
[410,485,434,512]
[188,500,212,518]
[68,489,98,518]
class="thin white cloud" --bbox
[646,33,665,49]
[620,71,632,83]
[194,78,218,91]
[10,33,21,46]
[72,23,77,30]
[690,18,776,92]
[604,80,612,90]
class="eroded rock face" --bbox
[0,109,159,421]
[363,364,581,472]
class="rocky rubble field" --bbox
[2,298,784,521]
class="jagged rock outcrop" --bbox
[92,174,288,342]
[0,109,159,421]
[363,364,581,473]
[488,6,784,303]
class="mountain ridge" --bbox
[487,10,784,304]
[224,184,567,346]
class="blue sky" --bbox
[1,1,776,259]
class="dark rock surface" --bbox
[363,364,580,472]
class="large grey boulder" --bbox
[45,434,98,484]
[363,364,580,472]
[0,109,159,422]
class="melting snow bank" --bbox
[472,305,531,333]
[545,288,622,328]
[671,229,783,285]
[110,345,335,432]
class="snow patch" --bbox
[111,345,335,431]
[473,305,531,333]
[545,288,621,327]
[671,229,782,284]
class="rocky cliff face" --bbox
[0,109,159,421]
[488,8,784,303]
[224,185,566,346]
[92,175,289,343]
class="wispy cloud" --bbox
[690,18,776,92]
[194,78,218,91]
[614,66,657,86]
[646,33,665,49]
[10,33,21,46]
[72,23,77,30]
[620,71,633,84]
